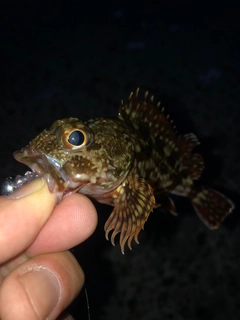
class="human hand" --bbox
[0,178,97,320]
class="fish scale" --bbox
[13,89,234,253]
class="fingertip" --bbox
[66,193,98,235]
[27,193,98,255]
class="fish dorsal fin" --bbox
[176,133,204,179]
[177,133,200,154]
[118,88,176,139]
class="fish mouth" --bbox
[13,149,74,200]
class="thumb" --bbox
[0,178,56,263]
[0,251,83,320]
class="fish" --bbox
[14,89,234,253]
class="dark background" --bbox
[1,1,240,319]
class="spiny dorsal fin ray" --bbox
[118,88,176,140]
[119,89,203,179]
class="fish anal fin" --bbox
[165,196,178,216]
[191,187,234,229]
[104,176,155,254]
[155,194,178,216]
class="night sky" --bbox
[1,1,240,319]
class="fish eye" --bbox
[68,130,85,146]
[61,129,90,150]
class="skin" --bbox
[0,178,98,320]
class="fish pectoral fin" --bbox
[104,176,155,254]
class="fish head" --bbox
[14,117,133,201]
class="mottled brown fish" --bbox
[14,89,234,253]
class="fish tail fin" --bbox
[190,186,234,229]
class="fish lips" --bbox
[13,149,70,197]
